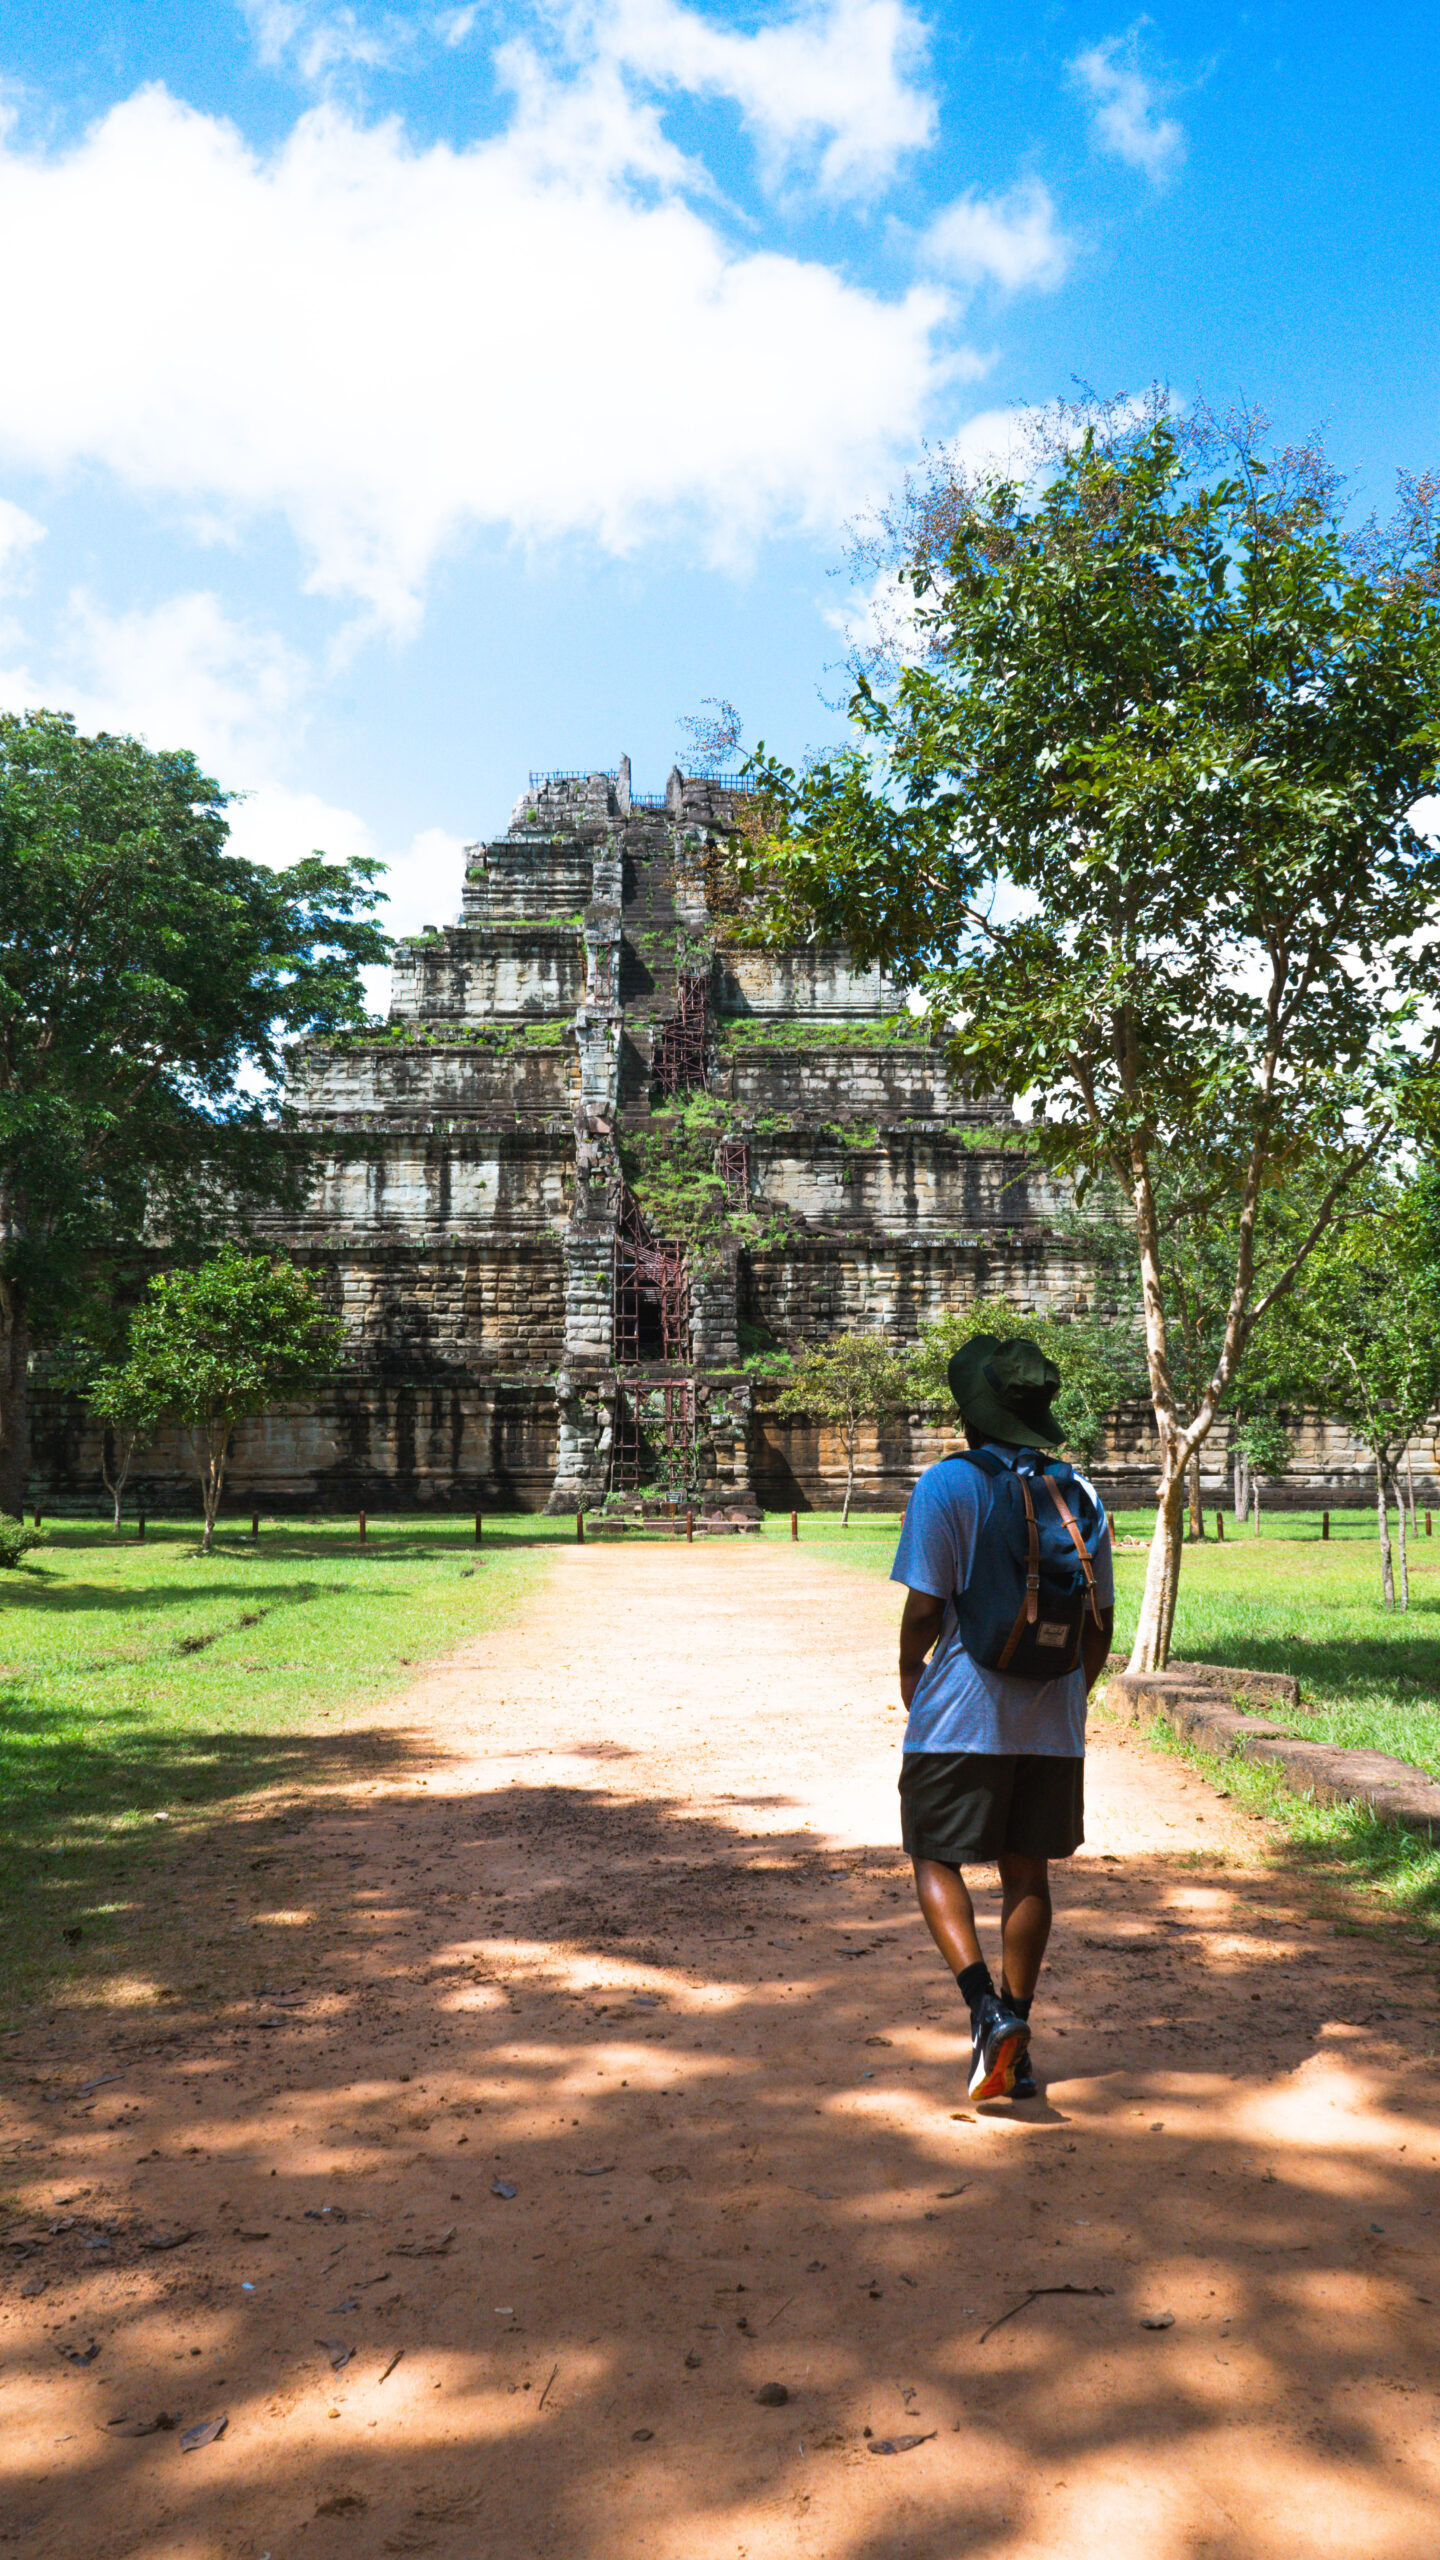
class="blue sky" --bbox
[0,0,1435,982]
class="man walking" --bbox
[892,1334,1114,2101]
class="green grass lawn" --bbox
[0,1513,563,2012]
[785,1502,1440,1930]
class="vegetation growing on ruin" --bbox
[322,1020,569,1052]
[716,1013,933,1049]
[618,1093,733,1251]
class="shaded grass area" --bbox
[0,1515,562,2011]
[773,1504,1440,1933]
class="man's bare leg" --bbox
[998,1851,1052,2004]
[912,1856,982,1973]
[913,1852,1039,2100]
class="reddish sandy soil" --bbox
[2,1541,1438,2560]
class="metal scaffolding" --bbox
[611,1184,693,1497]
[652,969,710,1096]
[609,1377,696,1500]
[716,1135,749,1207]
[613,1187,689,1370]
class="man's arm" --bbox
[1083,1606,1114,1693]
[898,1588,945,1710]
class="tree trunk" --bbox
[1406,1448,1418,1535]
[0,1274,29,1519]
[1376,1455,1395,1609]
[1187,1447,1204,1541]
[1397,1468,1410,1611]
[1128,1468,1188,1671]
[1233,1450,1249,1523]
[1253,1479,1261,1536]
[198,1422,230,1555]
[841,1429,855,1528]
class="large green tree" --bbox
[0,710,387,1513]
[748,412,1440,1667]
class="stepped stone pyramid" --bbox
[270,757,1076,1514]
[32,757,1085,1517]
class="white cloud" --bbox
[228,786,466,1013]
[591,0,936,197]
[0,82,950,631]
[923,180,1071,292]
[245,0,399,86]
[0,498,44,591]
[435,3,478,43]
[48,589,312,781]
[1070,33,1184,183]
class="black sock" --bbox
[957,1961,995,2016]
[1001,1988,1033,2021]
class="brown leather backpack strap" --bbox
[995,1475,1041,1668]
[1042,1474,1104,1628]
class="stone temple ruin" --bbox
[218,756,1087,1515]
[33,754,1410,1515]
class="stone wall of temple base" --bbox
[29,1375,561,1515]
[750,1405,1440,1514]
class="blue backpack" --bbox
[947,1448,1107,1682]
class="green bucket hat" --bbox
[946,1333,1064,1451]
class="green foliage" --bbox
[1231,1413,1293,1482]
[0,708,388,1507]
[120,1249,343,1550]
[324,1019,568,1052]
[86,1352,165,1528]
[619,1095,736,1252]
[902,1298,1149,1469]
[0,1517,40,1568]
[1260,1173,1440,1602]
[747,412,1440,1661]
[774,1333,910,1520]
[716,1014,934,1051]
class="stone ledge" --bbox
[1105,1664,1440,1845]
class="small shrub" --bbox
[0,1519,42,1569]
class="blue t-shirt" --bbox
[890,1444,1114,1757]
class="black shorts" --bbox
[899,1750,1084,1864]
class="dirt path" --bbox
[3,1542,1438,2560]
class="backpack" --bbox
[947,1448,1106,1682]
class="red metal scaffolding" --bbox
[652,969,710,1096]
[609,1378,697,1499]
[611,1184,693,1497]
[716,1135,749,1207]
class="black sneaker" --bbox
[1011,2053,1038,2100]
[968,1996,1031,2101]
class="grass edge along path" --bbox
[0,1514,563,2016]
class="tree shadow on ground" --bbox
[0,1572,347,1617]
[1,1741,1436,2560]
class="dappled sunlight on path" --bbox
[1,1546,1436,2559]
